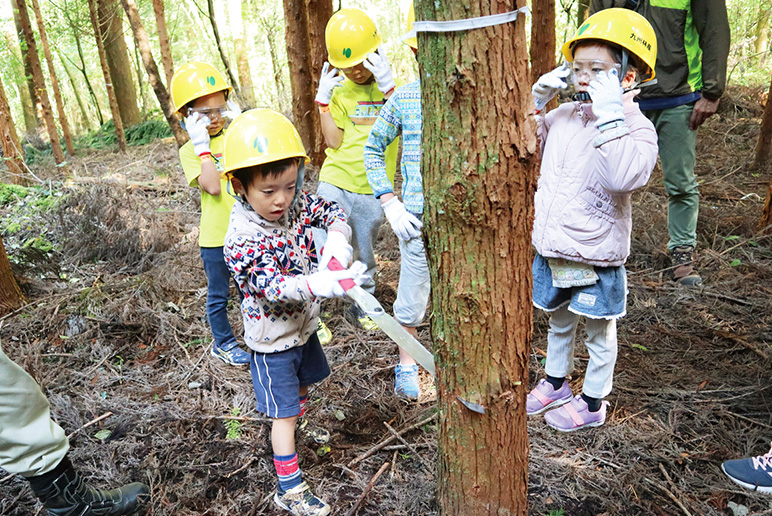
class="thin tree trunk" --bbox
[30,0,75,154]
[259,13,288,112]
[756,79,772,232]
[4,31,37,134]
[229,0,256,108]
[56,49,92,132]
[304,0,332,166]
[120,0,187,146]
[206,0,241,100]
[10,0,40,132]
[15,0,66,166]
[98,0,141,127]
[72,33,105,125]
[576,0,590,27]
[0,235,26,315]
[152,0,174,88]
[88,0,127,152]
[418,0,536,513]
[133,45,148,115]
[0,77,29,186]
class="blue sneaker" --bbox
[394,364,420,400]
[210,340,251,366]
[722,444,772,494]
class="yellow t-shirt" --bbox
[179,135,236,247]
[319,79,400,194]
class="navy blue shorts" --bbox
[250,333,330,419]
[532,253,628,320]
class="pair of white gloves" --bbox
[532,64,625,129]
[184,99,241,156]
[315,45,396,105]
[307,231,369,298]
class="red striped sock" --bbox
[299,394,308,417]
[274,452,302,491]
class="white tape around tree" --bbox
[402,6,529,41]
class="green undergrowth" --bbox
[81,115,173,149]
[0,183,66,266]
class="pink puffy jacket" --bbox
[532,94,658,267]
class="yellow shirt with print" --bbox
[179,134,236,247]
[319,79,400,194]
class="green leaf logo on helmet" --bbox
[253,136,268,153]
[343,48,352,59]
[577,23,590,36]
[207,76,216,86]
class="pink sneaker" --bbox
[526,378,573,415]
[544,395,609,432]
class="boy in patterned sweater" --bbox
[222,110,366,516]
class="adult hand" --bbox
[184,112,211,156]
[318,230,353,271]
[689,97,720,130]
[315,62,344,105]
[363,45,396,95]
[222,99,242,120]
[589,69,625,129]
[532,64,570,112]
[382,197,422,241]
[307,261,368,298]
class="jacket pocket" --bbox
[559,187,617,247]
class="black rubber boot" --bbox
[27,457,149,516]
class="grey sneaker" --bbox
[670,245,702,286]
[274,481,331,516]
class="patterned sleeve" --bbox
[364,94,402,198]
[303,192,352,240]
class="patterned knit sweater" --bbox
[224,192,351,353]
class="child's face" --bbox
[189,91,228,135]
[232,163,298,221]
[340,62,374,85]
[571,44,638,95]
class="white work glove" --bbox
[306,261,368,298]
[318,230,353,271]
[532,64,570,112]
[382,197,422,241]
[184,112,211,156]
[363,45,396,95]
[589,69,625,129]
[222,99,241,120]
[315,62,344,105]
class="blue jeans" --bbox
[200,247,240,349]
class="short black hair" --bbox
[231,157,300,193]
[572,39,644,77]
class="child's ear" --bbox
[230,177,246,195]
[621,70,637,89]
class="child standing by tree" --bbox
[526,9,659,431]
[222,109,365,515]
[363,3,426,400]
[314,8,401,333]
[172,62,251,367]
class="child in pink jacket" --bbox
[526,9,659,431]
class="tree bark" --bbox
[10,0,40,133]
[15,0,66,167]
[229,0,256,108]
[0,76,29,186]
[152,0,174,88]
[757,78,772,232]
[88,0,127,152]
[0,235,26,316]
[206,0,241,101]
[29,0,76,155]
[98,0,141,127]
[4,30,37,134]
[530,0,557,85]
[418,0,537,513]
[304,0,332,167]
[120,0,187,146]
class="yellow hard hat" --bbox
[404,2,418,50]
[562,8,657,82]
[222,109,309,179]
[170,62,232,114]
[325,8,382,68]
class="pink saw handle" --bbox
[327,256,356,292]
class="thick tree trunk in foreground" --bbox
[120,0,187,146]
[418,0,538,514]
[88,0,127,152]
[304,0,332,167]
[30,0,75,155]
[15,0,66,167]
[152,0,174,88]
[0,77,29,186]
[98,0,141,127]
[0,235,26,316]
[530,0,556,82]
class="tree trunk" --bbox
[152,0,174,88]
[283,0,328,168]
[304,0,332,167]
[15,0,66,167]
[88,0,127,152]
[530,0,557,86]
[755,6,770,67]
[56,49,92,133]
[259,12,288,113]
[229,0,256,108]
[206,0,241,101]
[418,0,537,513]
[756,78,772,232]
[98,0,142,127]
[0,235,26,316]
[72,31,105,125]
[576,0,590,27]
[120,0,187,147]
[4,31,37,134]
[0,77,30,186]
[29,0,76,155]
[10,0,40,133]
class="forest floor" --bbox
[1,85,771,516]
